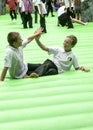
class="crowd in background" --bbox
[4,0,81,30]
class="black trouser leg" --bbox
[23,12,28,28]
[33,59,58,76]
[40,14,47,33]
[35,6,38,23]
[67,16,73,28]
[58,12,68,26]
[13,10,17,19]
[28,12,33,28]
[10,10,14,20]
[50,6,54,16]
[47,6,50,16]
[45,68,58,76]
[26,63,41,75]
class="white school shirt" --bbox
[19,0,25,12]
[32,0,38,6]
[48,46,79,73]
[57,5,66,17]
[4,39,29,79]
[37,0,47,14]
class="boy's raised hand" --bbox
[34,28,43,40]
[34,27,43,35]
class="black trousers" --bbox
[34,6,38,23]
[22,12,33,28]
[47,4,53,16]
[26,63,41,75]
[10,10,17,20]
[58,12,73,28]
[33,59,58,76]
[40,14,47,32]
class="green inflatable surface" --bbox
[0,13,93,130]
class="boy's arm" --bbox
[27,28,42,42]
[0,67,8,81]
[75,66,90,72]
[35,35,49,52]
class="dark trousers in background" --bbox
[10,10,17,20]
[34,6,38,23]
[40,14,47,33]
[58,12,73,28]
[47,4,54,16]
[22,12,33,28]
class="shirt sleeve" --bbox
[73,54,79,69]
[48,47,60,55]
[22,39,29,48]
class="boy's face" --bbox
[63,37,73,52]
[13,35,23,48]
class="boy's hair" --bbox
[7,32,20,46]
[67,35,77,47]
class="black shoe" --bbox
[43,31,47,33]
[29,26,33,28]
[42,30,47,33]
[24,27,28,29]
[52,15,55,17]
[67,26,74,29]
